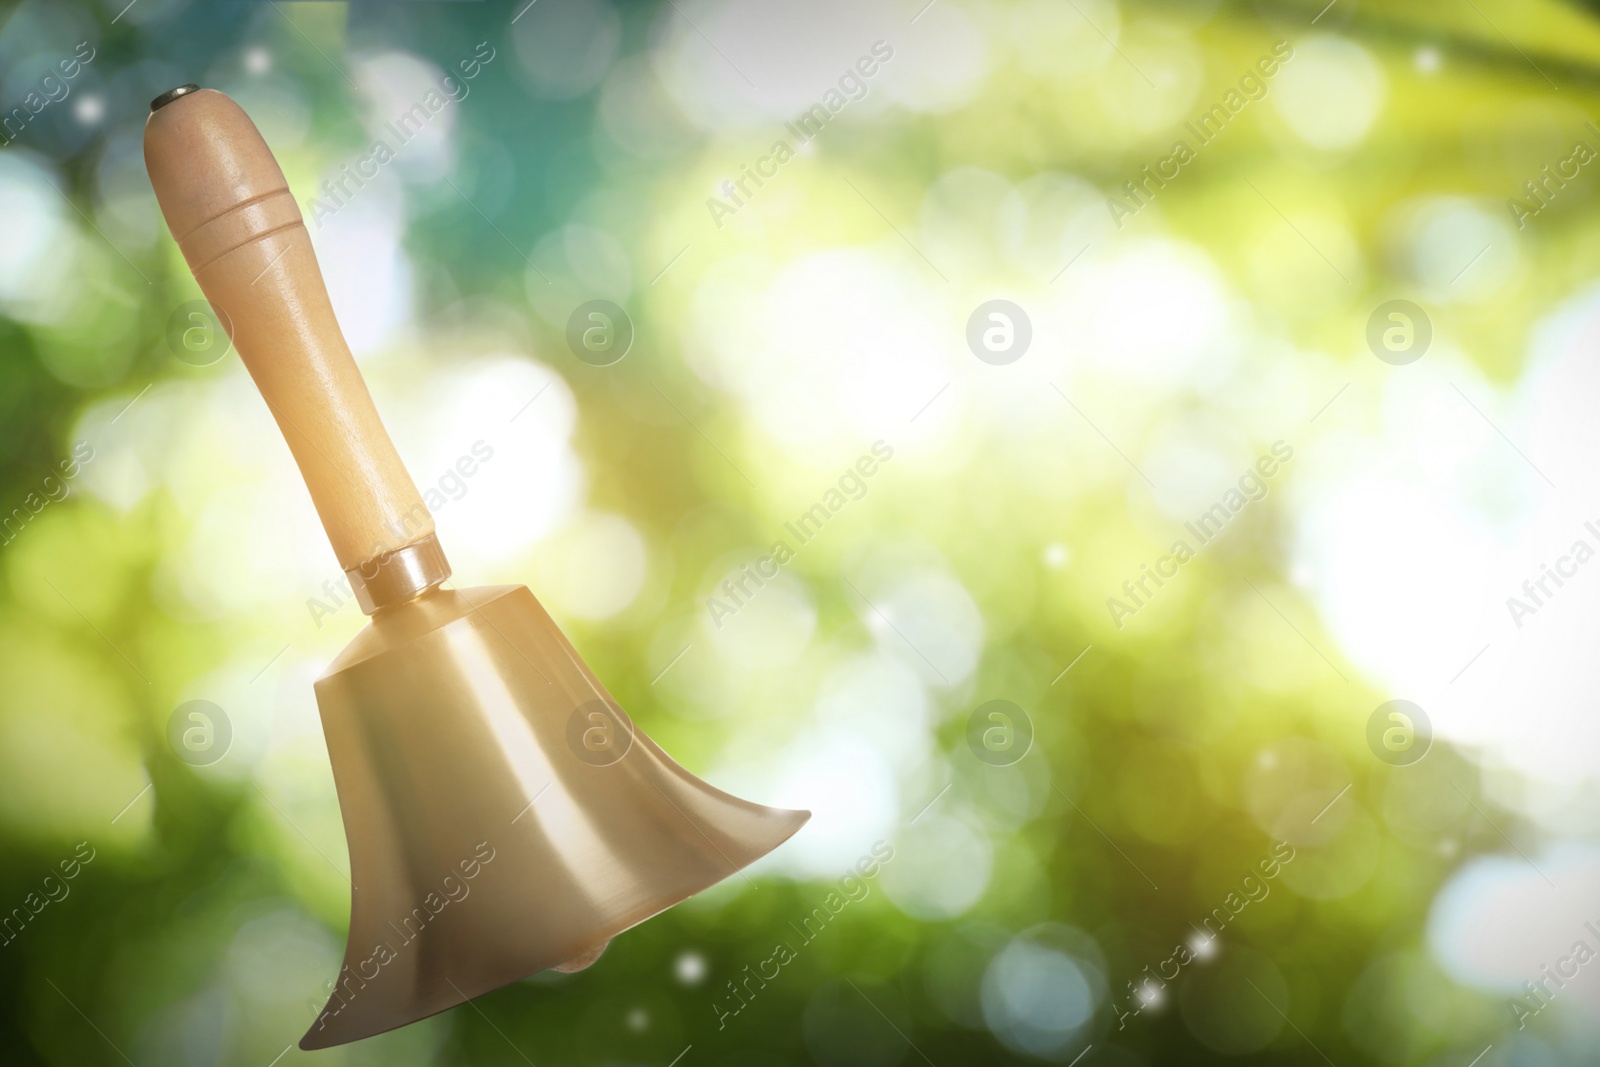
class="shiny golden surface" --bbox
[300,584,808,1050]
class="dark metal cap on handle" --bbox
[150,84,201,112]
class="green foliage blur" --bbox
[1,0,1598,1065]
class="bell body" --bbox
[301,584,808,1049]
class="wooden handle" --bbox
[144,88,431,572]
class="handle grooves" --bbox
[144,88,435,574]
[181,189,302,271]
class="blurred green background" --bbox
[4,0,1600,1063]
